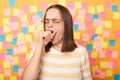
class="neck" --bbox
[52,42,62,51]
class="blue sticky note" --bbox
[114,74,120,80]
[0,34,5,41]
[112,5,118,12]
[11,38,17,45]
[86,44,93,50]
[92,14,99,20]
[7,48,13,55]
[12,65,19,72]
[73,24,79,30]
[109,39,115,46]
[91,34,98,41]
[22,27,28,34]
[37,11,44,18]
[9,0,16,6]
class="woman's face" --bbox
[45,8,64,45]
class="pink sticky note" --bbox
[115,30,120,37]
[12,30,18,38]
[21,20,28,27]
[5,55,15,65]
[104,1,111,8]
[34,30,39,37]
[99,71,106,78]
[79,23,85,30]
[69,9,75,15]
[4,8,11,16]
[88,29,95,36]
[29,14,34,22]
[90,59,96,66]
[13,47,20,54]
[107,62,113,69]
[94,37,101,44]
[32,15,41,26]
[17,10,24,18]
[88,51,92,57]
[18,76,22,80]
[99,51,105,58]
[40,2,48,9]
[85,13,92,21]
[96,46,102,53]
[10,16,18,22]
[0,54,5,60]
[82,34,89,41]
[30,41,37,49]
[112,51,118,58]
[8,22,19,30]
[106,50,112,57]
[73,18,82,24]
[0,66,2,72]
[100,12,106,18]
[86,21,92,28]
[82,2,88,9]
[0,27,3,34]
[67,2,74,9]
[94,19,104,27]
[4,69,11,76]
[2,41,9,48]
[19,54,25,61]
[22,5,29,12]
[76,40,84,45]
[18,69,23,76]
[79,9,86,17]
[103,30,110,38]
[17,40,26,45]
[113,61,118,68]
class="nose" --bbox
[47,20,54,27]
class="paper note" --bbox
[82,2,88,9]
[85,13,92,21]
[28,25,36,32]
[91,66,98,73]
[73,24,79,30]
[90,59,96,66]
[115,30,120,37]
[86,44,93,51]
[13,8,20,16]
[100,62,106,69]
[37,24,44,31]
[13,47,20,54]
[92,14,99,20]
[113,12,120,19]
[10,76,17,80]
[96,27,103,34]
[109,39,115,46]
[106,50,112,57]
[99,51,105,58]
[86,21,92,28]
[107,62,113,69]
[37,10,44,18]
[3,41,9,48]
[0,54,5,60]
[105,21,112,28]
[88,29,94,36]
[40,2,48,9]
[91,51,98,58]
[88,6,95,13]
[4,8,11,16]
[22,27,28,34]
[106,70,112,77]
[0,34,5,41]
[101,41,108,48]
[8,22,19,30]
[12,65,19,72]
[67,2,74,9]
[111,51,118,58]
[75,1,82,9]
[73,31,81,40]
[58,0,65,6]
[79,23,85,30]
[30,5,37,13]
[112,5,118,12]
[0,74,4,80]
[100,12,106,18]
[3,62,10,68]
[113,61,118,68]
[104,1,111,8]
[9,0,15,6]
[6,34,13,42]
[6,48,13,55]
[4,69,11,76]
[0,43,2,49]
[96,5,104,12]
[82,34,89,41]
[79,9,86,17]
[2,18,10,26]
[94,19,104,27]
[13,57,18,64]
[103,30,110,38]
[69,9,75,16]
[25,34,32,42]
[17,33,24,40]
[22,5,29,12]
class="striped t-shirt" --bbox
[29,45,92,80]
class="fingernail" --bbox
[51,31,53,33]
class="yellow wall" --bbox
[0,0,120,80]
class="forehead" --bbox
[45,8,62,19]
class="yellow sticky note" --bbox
[73,31,81,40]
[25,34,32,42]
[88,6,95,13]
[92,66,98,74]
[13,8,20,16]
[4,26,10,33]
[96,5,104,12]
[58,0,66,6]
[2,18,10,26]
[29,25,36,32]
[0,74,4,80]
[3,61,10,68]
[10,76,16,80]
[75,1,82,9]
[91,51,98,58]
[105,21,112,28]
[30,5,37,13]
[20,46,27,53]
[37,24,44,31]
[100,62,106,69]
[13,57,18,64]
[113,12,120,20]
[96,27,103,34]
[17,33,24,40]
[0,42,2,49]
[20,14,27,21]
[106,70,112,77]
[101,41,108,48]
[6,34,13,42]
[34,37,39,42]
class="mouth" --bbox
[51,32,56,41]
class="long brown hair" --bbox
[43,4,77,52]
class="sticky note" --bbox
[115,30,120,37]
[90,59,96,66]
[82,34,89,41]
[6,48,13,55]
[103,30,110,38]
[105,21,111,28]
[13,47,20,54]
[0,74,4,80]
[12,65,19,72]
[94,19,104,27]
[91,51,98,58]
[104,1,111,8]
[37,11,44,18]
[3,61,10,68]
[0,27,3,34]
[79,23,85,30]
[86,21,92,28]
[85,13,92,21]
[22,27,28,34]
[88,29,94,36]
[17,33,24,40]
[69,9,75,16]
[82,2,88,9]
[37,24,44,31]
[101,41,108,48]
[91,34,98,41]
[22,5,29,12]
[5,55,15,65]
[109,39,115,46]
[58,0,65,6]
[106,62,113,69]
[2,18,10,25]
[96,5,104,12]
[13,8,20,16]
[96,27,103,34]
[79,9,86,17]
[75,1,82,9]
[10,76,17,80]
[0,66,2,72]
[112,51,118,58]
[67,2,74,9]
[20,13,27,21]
[8,22,19,30]
[73,31,81,40]
[88,6,95,13]
[28,25,36,32]
[25,34,32,42]
[92,14,99,20]
[113,12,120,19]
[0,34,5,41]
[4,69,11,76]
[0,54,5,60]
[99,51,105,58]
[113,61,118,68]
[13,57,18,64]
[3,41,9,48]
[112,5,118,12]
[21,20,28,27]
[4,8,11,16]
[100,62,106,69]
[100,12,106,18]
[20,46,27,53]
[11,38,17,45]
[0,43,2,49]
[91,66,98,74]
[73,24,79,30]
[6,34,13,42]
[106,70,112,77]
[86,44,93,51]
[114,74,120,80]
[40,2,48,9]
[30,5,37,13]
[9,0,15,6]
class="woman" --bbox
[22,4,92,80]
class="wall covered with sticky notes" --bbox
[0,0,120,80]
